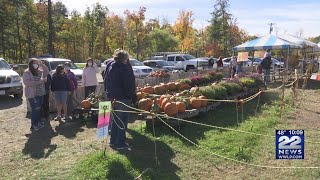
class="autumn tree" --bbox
[124,7,147,60]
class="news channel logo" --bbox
[276,130,304,159]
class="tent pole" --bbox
[252,50,255,73]
[287,47,290,81]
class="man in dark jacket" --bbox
[104,50,136,150]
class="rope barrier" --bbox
[115,100,320,144]
[156,115,320,169]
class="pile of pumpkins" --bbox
[81,93,100,109]
[148,71,170,77]
[137,94,208,117]
[138,82,191,96]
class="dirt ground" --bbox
[0,88,319,179]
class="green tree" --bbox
[208,0,232,57]
[145,28,178,57]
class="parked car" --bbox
[39,58,83,85]
[129,59,153,77]
[248,57,263,66]
[0,58,23,98]
[222,57,232,67]
[271,58,284,68]
[101,59,153,78]
[165,54,209,71]
[150,56,165,60]
[143,60,175,72]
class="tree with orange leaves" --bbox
[172,10,196,53]
[124,7,146,60]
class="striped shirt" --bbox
[34,72,46,96]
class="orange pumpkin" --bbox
[160,95,171,100]
[176,102,186,113]
[198,96,208,107]
[175,82,181,90]
[161,98,171,110]
[81,100,91,109]
[154,85,166,95]
[156,98,163,106]
[136,92,146,100]
[190,97,202,109]
[180,83,190,90]
[143,86,154,94]
[160,83,169,91]
[164,102,178,117]
[139,98,153,111]
[167,82,176,91]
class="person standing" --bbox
[82,58,98,98]
[104,50,136,150]
[261,49,272,86]
[217,56,223,68]
[208,56,214,68]
[229,56,237,78]
[51,65,71,120]
[64,62,78,120]
[23,58,48,131]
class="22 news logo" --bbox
[276,130,304,160]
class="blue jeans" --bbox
[263,69,271,85]
[29,96,43,127]
[110,100,130,147]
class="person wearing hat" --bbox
[104,50,136,150]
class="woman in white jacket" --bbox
[82,58,99,98]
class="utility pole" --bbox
[268,23,276,34]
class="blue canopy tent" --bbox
[233,34,302,73]
[233,34,301,52]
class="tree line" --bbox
[1,0,257,63]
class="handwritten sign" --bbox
[237,52,249,62]
[97,101,111,139]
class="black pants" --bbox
[85,86,96,98]
[41,93,50,119]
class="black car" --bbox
[143,60,176,72]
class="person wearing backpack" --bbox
[261,49,272,86]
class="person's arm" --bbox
[72,73,78,88]
[39,61,49,77]
[23,71,43,87]
[51,75,56,92]
[93,62,99,73]
[82,69,86,87]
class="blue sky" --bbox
[60,0,320,38]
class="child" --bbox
[51,65,71,120]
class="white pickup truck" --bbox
[165,54,209,71]
[0,58,23,98]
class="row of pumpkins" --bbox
[138,94,208,117]
[137,81,191,96]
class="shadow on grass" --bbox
[54,118,97,139]
[22,121,58,159]
[145,91,280,147]
[117,129,181,180]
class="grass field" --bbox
[69,89,320,179]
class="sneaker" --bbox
[54,115,61,121]
[117,143,131,150]
[37,123,44,129]
[30,125,40,132]
[109,143,116,148]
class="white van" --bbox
[39,58,83,85]
[0,58,23,98]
